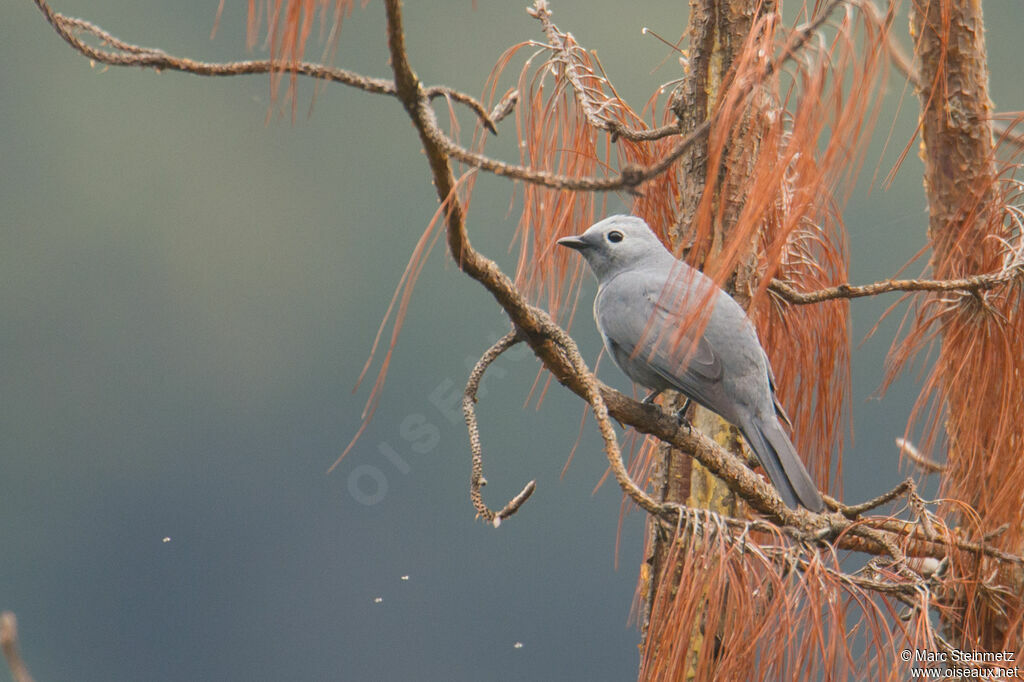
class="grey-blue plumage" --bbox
[558,215,824,512]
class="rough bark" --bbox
[911,0,1022,650]
[912,0,997,273]
[642,0,778,676]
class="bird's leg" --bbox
[641,388,690,427]
[641,389,662,405]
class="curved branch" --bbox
[464,331,536,526]
[436,119,710,192]
[33,2,392,89]
[831,479,914,517]
[382,0,689,520]
[541,321,665,516]
[424,85,500,135]
[31,0,511,132]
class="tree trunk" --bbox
[641,0,778,678]
[911,0,1024,651]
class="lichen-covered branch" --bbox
[463,331,536,526]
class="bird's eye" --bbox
[607,230,624,243]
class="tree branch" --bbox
[33,2,391,88]
[464,331,536,526]
[769,261,1024,304]
[526,0,684,143]
[30,0,509,131]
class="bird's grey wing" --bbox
[597,274,725,410]
[763,349,793,429]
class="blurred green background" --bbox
[2,1,1021,680]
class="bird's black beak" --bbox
[557,235,588,251]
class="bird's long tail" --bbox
[740,416,824,512]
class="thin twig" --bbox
[908,487,937,541]
[866,517,1024,565]
[463,331,536,526]
[835,479,914,517]
[34,2,393,89]
[527,1,684,143]
[486,88,519,126]
[432,119,711,192]
[424,85,499,135]
[0,613,35,682]
[31,0,505,133]
[896,437,946,473]
[769,262,1024,304]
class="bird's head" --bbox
[557,215,671,282]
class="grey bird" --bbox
[558,215,824,512]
